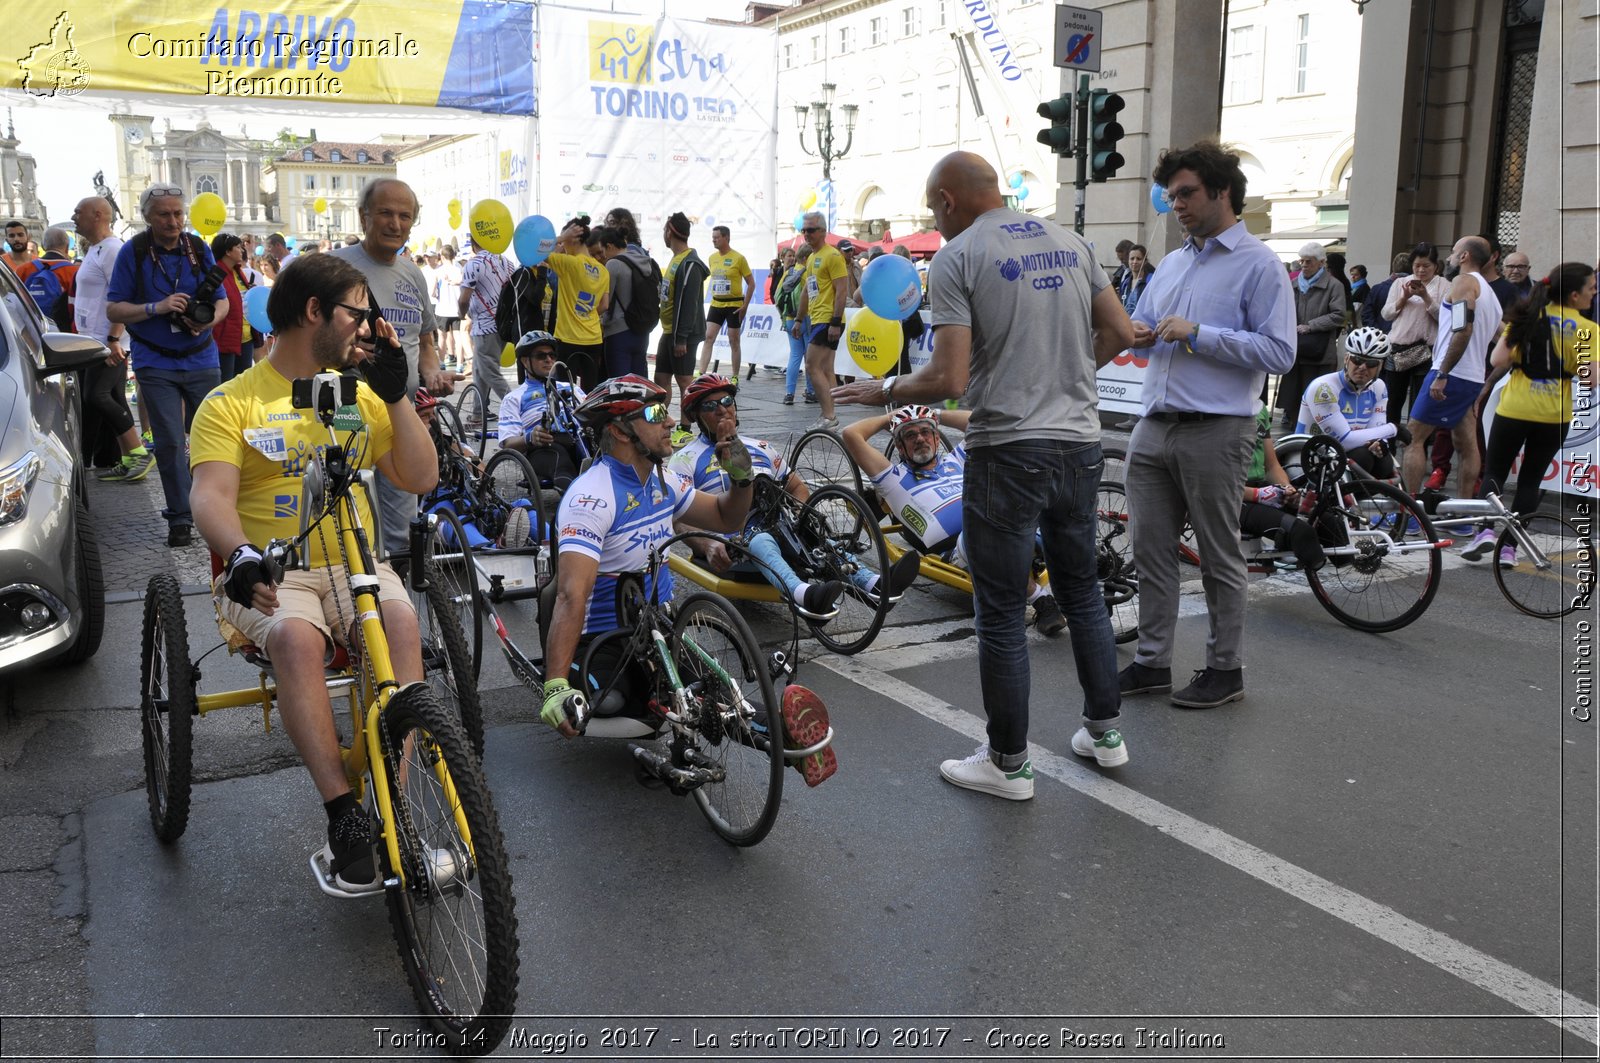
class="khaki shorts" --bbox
[217,562,412,652]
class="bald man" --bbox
[72,196,154,480]
[835,151,1136,797]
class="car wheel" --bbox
[57,495,105,664]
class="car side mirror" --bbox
[39,332,110,378]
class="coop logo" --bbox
[672,153,689,163]
[591,22,654,83]
[999,220,1047,239]
[17,13,91,97]
[1032,275,1064,290]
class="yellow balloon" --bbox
[312,196,328,214]
[190,192,227,237]
[801,189,817,210]
[469,199,513,253]
[500,341,517,368]
[845,309,902,378]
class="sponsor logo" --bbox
[672,153,689,163]
[624,493,640,512]
[561,524,603,543]
[18,14,91,98]
[1000,220,1047,238]
[571,494,607,511]
[273,494,297,519]
[1031,275,1064,290]
[745,313,774,332]
[997,257,1023,282]
[901,505,928,538]
[590,22,654,83]
[266,412,301,423]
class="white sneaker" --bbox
[808,416,840,431]
[1070,726,1129,768]
[939,743,1034,800]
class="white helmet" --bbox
[1343,326,1391,364]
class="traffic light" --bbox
[1089,89,1126,182]
[1035,93,1075,156]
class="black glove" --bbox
[359,325,410,404]
[222,544,273,607]
[1394,423,1413,446]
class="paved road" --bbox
[2,364,1595,1060]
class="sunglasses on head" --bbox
[696,394,736,413]
[630,403,670,425]
[146,184,183,198]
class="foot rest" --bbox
[309,844,385,899]
[780,684,837,787]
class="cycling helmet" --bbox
[1342,326,1391,365]
[516,329,557,356]
[890,404,938,439]
[413,388,438,413]
[573,374,668,427]
[683,373,737,412]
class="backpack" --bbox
[617,255,663,334]
[495,266,546,345]
[1518,314,1564,381]
[25,260,72,329]
[775,268,803,320]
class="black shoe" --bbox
[1170,666,1244,709]
[804,393,819,404]
[885,550,921,598]
[746,364,757,380]
[327,807,376,889]
[1118,661,1172,695]
[1032,594,1066,637]
[797,579,845,619]
[783,394,794,405]
[167,524,192,548]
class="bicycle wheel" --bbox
[453,380,493,462]
[427,509,483,680]
[789,428,862,496]
[1494,512,1596,619]
[1095,482,1139,644]
[797,484,892,655]
[671,593,784,846]
[480,449,546,548]
[381,683,520,1054]
[418,574,486,760]
[140,573,194,843]
[1306,480,1441,632]
[1100,445,1127,489]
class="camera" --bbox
[174,264,229,328]
[292,372,359,421]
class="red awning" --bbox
[883,230,942,257]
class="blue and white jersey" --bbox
[1295,371,1395,449]
[667,433,788,530]
[498,377,586,443]
[557,455,697,634]
[870,444,967,551]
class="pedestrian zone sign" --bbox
[1054,5,1103,72]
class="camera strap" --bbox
[139,231,204,295]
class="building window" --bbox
[329,149,342,163]
[302,147,314,161]
[307,209,318,230]
[783,42,795,68]
[331,210,343,230]
[1294,13,1311,94]
[811,35,821,61]
[195,174,219,196]
[1225,25,1260,105]
[869,17,883,45]
[331,176,342,191]
[837,25,853,53]
[356,149,368,163]
[933,0,948,28]
[901,7,919,37]
[304,175,316,191]
[897,88,918,149]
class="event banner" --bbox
[7,0,535,115]
[706,306,934,377]
[536,7,777,256]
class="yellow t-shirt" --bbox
[1496,305,1594,424]
[547,251,610,347]
[707,250,752,307]
[189,360,394,568]
[659,249,690,332]
[805,244,848,325]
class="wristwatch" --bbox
[881,376,894,403]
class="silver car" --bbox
[0,261,110,673]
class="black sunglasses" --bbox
[800,226,821,233]
[696,394,736,413]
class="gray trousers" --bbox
[471,332,512,401]
[1126,415,1255,671]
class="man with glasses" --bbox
[1119,141,1296,711]
[106,184,231,547]
[188,253,438,892]
[537,375,754,738]
[498,329,586,493]
[794,211,850,430]
[1501,252,1533,302]
[1295,327,1406,481]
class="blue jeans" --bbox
[965,440,1120,758]
[782,319,812,399]
[137,366,220,529]
[744,529,877,596]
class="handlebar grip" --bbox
[261,542,287,585]
[562,691,590,734]
[408,517,431,592]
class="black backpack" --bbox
[1518,314,1564,381]
[617,255,663,334]
[495,266,546,345]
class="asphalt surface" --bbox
[2,360,1595,1060]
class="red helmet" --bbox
[682,373,737,414]
[890,404,937,438]
[573,374,669,427]
[413,388,438,413]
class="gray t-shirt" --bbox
[603,256,632,338]
[330,243,438,393]
[929,207,1108,448]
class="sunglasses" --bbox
[332,301,371,321]
[800,226,821,233]
[1347,355,1384,368]
[146,184,183,198]
[630,403,671,425]
[696,395,736,413]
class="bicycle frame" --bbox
[1428,492,1555,569]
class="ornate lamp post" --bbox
[795,82,858,183]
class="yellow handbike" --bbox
[137,372,518,1056]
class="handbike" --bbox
[138,372,518,1053]
[1423,490,1595,619]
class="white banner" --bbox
[535,7,777,254]
[704,306,933,376]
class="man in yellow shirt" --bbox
[793,211,849,429]
[696,225,755,378]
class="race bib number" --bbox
[243,426,287,460]
[711,277,732,297]
[806,275,820,299]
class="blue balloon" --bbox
[860,253,922,321]
[1009,172,1025,190]
[1016,186,1030,201]
[793,212,806,231]
[513,214,557,266]
[253,244,265,257]
[1151,181,1172,215]
[243,285,273,336]
[284,235,297,249]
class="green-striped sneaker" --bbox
[1070,726,1129,768]
[121,451,156,483]
[938,743,1034,800]
[97,462,131,482]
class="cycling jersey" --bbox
[556,455,697,635]
[1295,371,1395,449]
[667,432,788,530]
[870,444,967,552]
[498,377,587,443]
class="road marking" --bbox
[817,655,1599,1043]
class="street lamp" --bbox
[795,81,858,183]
